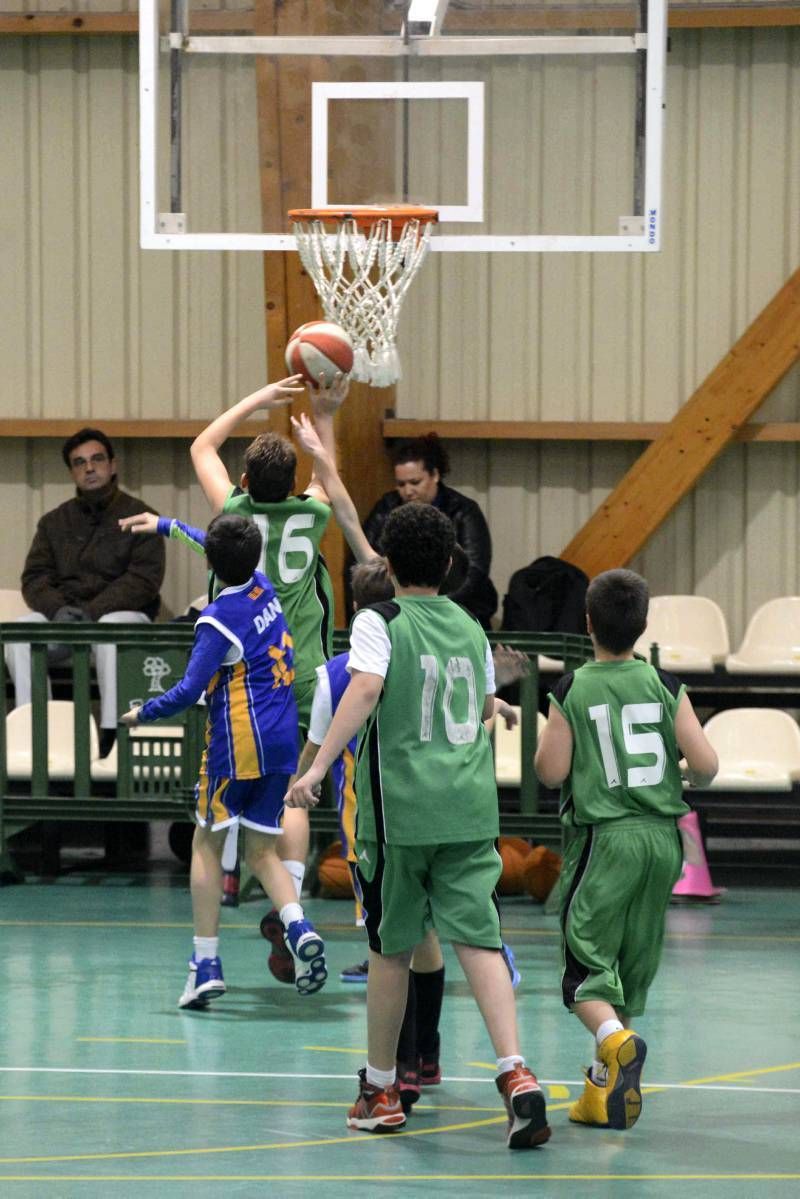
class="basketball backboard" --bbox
[140,0,666,253]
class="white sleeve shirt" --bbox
[307,663,333,746]
[348,607,496,694]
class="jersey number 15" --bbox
[589,702,666,788]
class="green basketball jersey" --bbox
[223,488,333,684]
[549,658,689,827]
[353,596,499,847]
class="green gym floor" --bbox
[2,850,799,1198]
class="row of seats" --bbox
[4,702,182,782]
[494,706,800,792]
[635,595,800,673]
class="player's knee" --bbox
[243,837,276,874]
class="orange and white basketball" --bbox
[285,320,354,388]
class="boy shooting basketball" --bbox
[286,502,550,1148]
[535,568,718,1130]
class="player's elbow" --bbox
[686,746,719,789]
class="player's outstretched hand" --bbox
[120,705,142,728]
[251,376,306,411]
[309,370,349,416]
[290,412,326,459]
[284,769,323,809]
[493,643,531,688]
[119,512,159,536]
[494,699,519,730]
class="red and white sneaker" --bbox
[346,1069,407,1134]
[496,1065,551,1149]
[418,1034,442,1086]
[259,908,295,985]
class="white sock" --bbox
[279,901,304,929]
[596,1019,624,1047]
[193,936,218,962]
[282,859,306,899]
[495,1055,525,1077]
[366,1063,396,1089]
[221,825,239,872]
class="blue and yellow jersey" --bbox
[139,570,298,779]
[321,652,358,863]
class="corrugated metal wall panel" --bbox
[1,26,799,638]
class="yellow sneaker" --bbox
[568,1069,610,1126]
[598,1029,647,1130]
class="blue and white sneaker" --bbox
[178,955,226,1009]
[501,943,521,990]
[284,919,327,996]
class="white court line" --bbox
[0,1067,798,1094]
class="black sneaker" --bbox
[340,959,369,983]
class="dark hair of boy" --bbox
[382,502,456,589]
[243,432,297,503]
[61,427,115,468]
[204,514,263,586]
[440,543,468,596]
[586,568,649,655]
[390,432,450,478]
[350,557,394,609]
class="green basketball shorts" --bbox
[354,838,504,956]
[560,814,683,1017]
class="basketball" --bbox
[285,320,354,388]
[496,835,533,896]
[522,845,562,903]
[316,841,355,899]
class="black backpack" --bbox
[502,556,589,634]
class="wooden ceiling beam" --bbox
[560,265,800,577]
[2,5,799,36]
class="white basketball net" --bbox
[291,215,435,387]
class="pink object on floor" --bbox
[672,810,724,901]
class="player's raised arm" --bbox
[190,376,305,513]
[291,412,373,564]
[303,372,349,503]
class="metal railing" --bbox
[0,624,592,864]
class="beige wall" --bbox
[1,25,799,641]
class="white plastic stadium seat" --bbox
[726,597,800,674]
[634,595,729,673]
[494,709,547,787]
[90,725,184,782]
[700,709,800,791]
[4,702,99,781]
[0,589,33,621]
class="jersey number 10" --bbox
[419,655,479,745]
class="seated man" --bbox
[6,428,165,755]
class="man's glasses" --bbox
[70,453,109,469]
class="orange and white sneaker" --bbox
[496,1065,551,1149]
[346,1069,407,1134]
